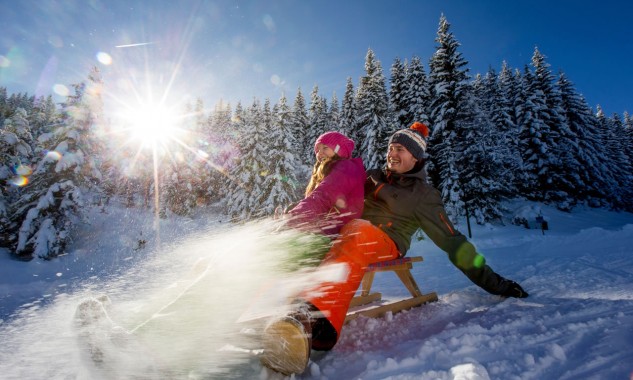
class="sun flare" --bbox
[123,103,181,146]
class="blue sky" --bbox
[1,0,631,116]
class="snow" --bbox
[1,200,633,379]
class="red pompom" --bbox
[410,122,429,138]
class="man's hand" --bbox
[501,280,529,298]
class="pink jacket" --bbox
[287,157,366,236]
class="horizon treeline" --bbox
[1,15,632,260]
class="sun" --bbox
[122,102,182,147]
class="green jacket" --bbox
[363,167,509,295]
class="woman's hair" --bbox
[305,155,344,197]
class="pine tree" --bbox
[12,72,104,259]
[307,85,328,162]
[530,48,577,210]
[598,110,632,209]
[0,87,8,126]
[258,95,299,215]
[516,65,551,200]
[328,92,340,130]
[459,80,506,223]
[226,98,268,220]
[427,14,473,214]
[339,77,358,143]
[390,57,409,129]
[204,100,234,204]
[29,95,58,139]
[405,56,431,127]
[498,62,523,182]
[292,89,310,182]
[0,108,35,247]
[625,111,633,180]
[356,48,392,169]
[556,72,611,206]
[486,65,520,195]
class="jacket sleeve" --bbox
[416,186,508,295]
[286,161,357,230]
[415,186,470,256]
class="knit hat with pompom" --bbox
[388,122,430,160]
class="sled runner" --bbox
[345,256,438,322]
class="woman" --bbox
[284,131,366,237]
[262,131,366,375]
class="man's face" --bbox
[387,143,417,173]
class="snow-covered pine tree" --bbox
[516,65,551,201]
[160,160,198,216]
[249,98,276,217]
[12,74,104,259]
[226,102,251,220]
[226,98,267,221]
[158,101,201,217]
[556,72,611,206]
[0,87,7,126]
[479,67,518,196]
[29,95,58,139]
[427,14,473,214]
[328,92,340,130]
[497,61,523,191]
[0,108,35,248]
[458,80,505,223]
[220,102,243,214]
[339,77,358,143]
[204,100,234,204]
[597,110,632,209]
[307,85,328,162]
[624,111,633,209]
[356,48,392,169]
[530,48,578,210]
[257,95,299,216]
[625,112,633,192]
[405,56,431,127]
[292,89,310,183]
[389,57,409,129]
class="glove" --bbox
[500,280,529,298]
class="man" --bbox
[261,122,528,376]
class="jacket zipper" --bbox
[439,212,455,235]
[373,183,386,199]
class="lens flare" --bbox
[45,150,62,161]
[9,176,29,187]
[96,52,112,65]
[13,164,32,176]
[53,84,69,96]
[0,55,10,68]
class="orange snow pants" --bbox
[306,219,399,347]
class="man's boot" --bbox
[260,306,312,375]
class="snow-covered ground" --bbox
[1,200,632,379]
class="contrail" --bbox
[115,42,156,48]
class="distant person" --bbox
[261,122,528,376]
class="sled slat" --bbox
[345,293,438,322]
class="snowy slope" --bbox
[0,200,632,379]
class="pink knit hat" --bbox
[314,131,355,159]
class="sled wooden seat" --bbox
[345,256,438,322]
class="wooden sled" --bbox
[345,256,438,322]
